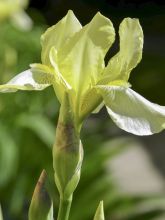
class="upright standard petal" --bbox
[49,47,72,103]
[0,69,52,92]
[58,12,115,116]
[41,10,82,65]
[58,12,115,90]
[102,18,143,83]
[97,86,165,135]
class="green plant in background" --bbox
[0,10,165,220]
[0,0,32,30]
[0,1,55,217]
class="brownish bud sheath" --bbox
[53,93,83,199]
[28,170,53,220]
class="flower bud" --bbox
[0,204,3,220]
[94,201,105,220]
[53,93,83,199]
[28,170,53,220]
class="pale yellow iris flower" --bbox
[0,10,165,135]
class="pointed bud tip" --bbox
[38,169,47,187]
[32,169,47,197]
[99,200,104,207]
[98,201,104,214]
[94,201,105,220]
[67,9,74,15]
[0,204,3,220]
[29,170,53,220]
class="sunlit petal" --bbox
[0,69,51,92]
[41,10,82,65]
[102,18,143,83]
[97,85,165,135]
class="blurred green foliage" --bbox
[0,1,165,220]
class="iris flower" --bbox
[0,10,165,135]
[0,0,32,30]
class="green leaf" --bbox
[93,201,105,220]
[28,170,53,220]
[102,18,143,83]
[41,10,82,66]
[0,69,51,93]
[97,85,165,135]
[16,113,55,147]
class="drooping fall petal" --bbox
[97,85,165,135]
[0,69,52,92]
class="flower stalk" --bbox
[53,93,83,219]
[57,196,72,220]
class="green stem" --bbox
[57,196,73,220]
